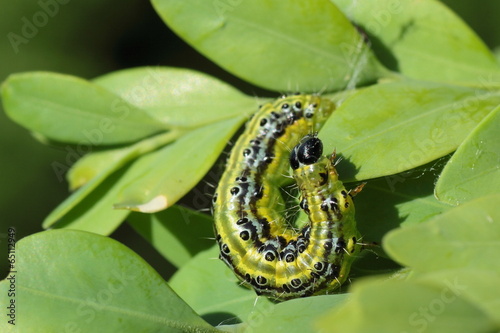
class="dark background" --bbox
[1,0,499,279]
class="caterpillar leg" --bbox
[328,149,365,198]
[329,149,337,162]
[348,183,366,197]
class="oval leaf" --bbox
[152,0,386,92]
[418,269,500,326]
[316,276,496,333]
[67,131,179,190]
[383,193,500,273]
[435,105,500,205]
[94,66,259,127]
[320,79,500,181]
[114,117,245,213]
[44,115,244,233]
[332,0,500,85]
[1,72,166,144]
[0,230,216,332]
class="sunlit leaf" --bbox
[94,66,259,127]
[320,79,500,181]
[383,194,500,273]
[332,0,500,86]
[435,105,500,205]
[152,0,387,92]
[1,72,166,144]
[0,230,217,332]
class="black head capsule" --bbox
[290,136,323,169]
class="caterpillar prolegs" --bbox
[212,95,363,300]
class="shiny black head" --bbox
[290,136,323,170]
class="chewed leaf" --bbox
[152,0,387,92]
[435,105,500,205]
[321,79,500,181]
[0,230,216,332]
[1,72,167,145]
[94,66,260,127]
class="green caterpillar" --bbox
[212,94,363,300]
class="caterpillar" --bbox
[212,94,363,300]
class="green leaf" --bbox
[68,146,143,191]
[435,105,500,205]
[43,164,132,234]
[383,193,500,273]
[169,246,275,326]
[94,66,259,127]
[67,131,179,190]
[128,206,214,268]
[316,275,497,333]
[418,269,500,326]
[69,67,258,190]
[44,116,244,234]
[245,294,348,333]
[320,79,500,181]
[44,137,188,234]
[114,116,245,212]
[354,163,450,244]
[331,0,500,86]
[0,230,217,333]
[1,72,167,145]
[152,0,387,92]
